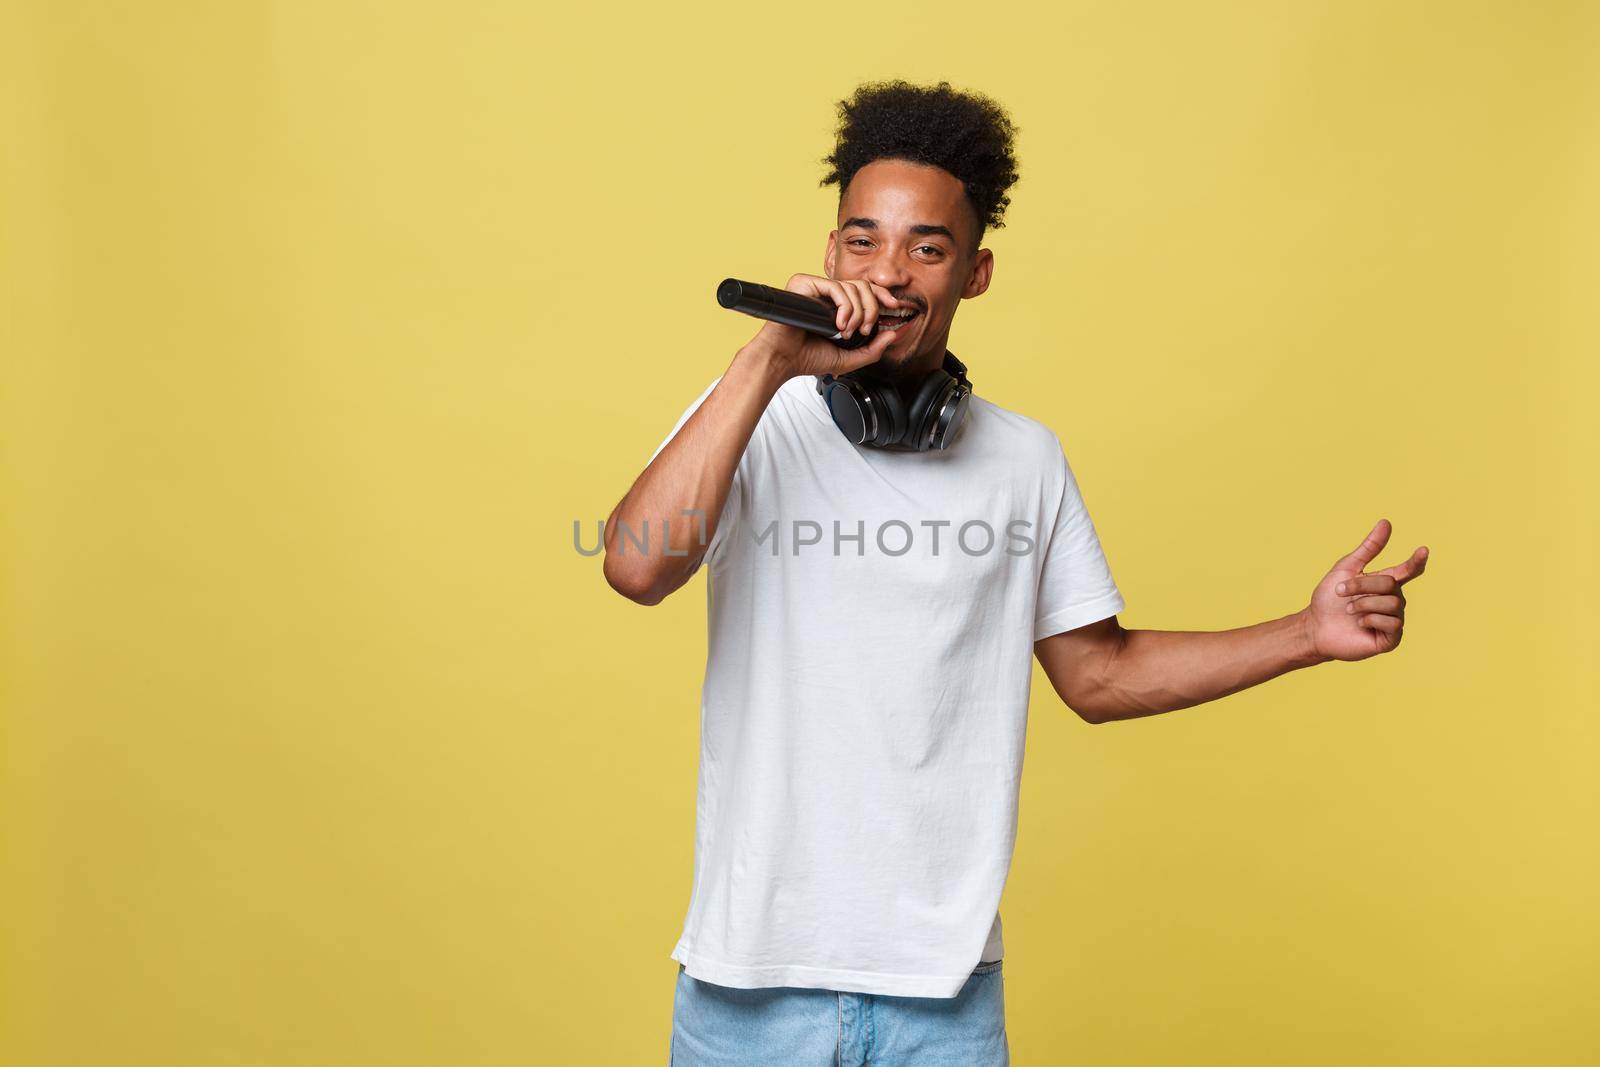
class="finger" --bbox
[831,279,863,337]
[817,279,845,332]
[794,274,851,334]
[848,279,882,336]
[1360,613,1402,634]
[1378,546,1429,587]
[1339,519,1392,571]
[868,282,906,311]
[1345,594,1402,616]
[816,278,852,333]
[1334,573,1399,597]
[833,324,898,374]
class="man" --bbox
[603,79,1429,1066]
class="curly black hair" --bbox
[819,79,1020,248]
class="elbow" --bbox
[1041,673,1108,724]
[603,552,699,606]
[1056,625,1130,726]
[1038,665,1112,724]
[613,579,667,607]
[1067,698,1109,726]
[603,556,666,606]
[1079,624,1134,724]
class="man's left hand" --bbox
[1304,519,1430,662]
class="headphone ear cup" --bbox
[929,382,971,449]
[823,375,906,447]
[905,370,956,451]
[820,376,872,444]
[870,381,909,447]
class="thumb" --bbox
[832,324,898,375]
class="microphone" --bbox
[715,278,874,350]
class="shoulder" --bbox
[966,393,1067,469]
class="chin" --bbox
[886,345,939,376]
[860,357,915,384]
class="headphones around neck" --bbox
[814,351,974,452]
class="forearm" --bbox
[1088,610,1331,723]
[602,342,787,604]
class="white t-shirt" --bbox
[647,369,1125,999]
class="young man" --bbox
[603,80,1429,1066]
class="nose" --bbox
[864,251,913,295]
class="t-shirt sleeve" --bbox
[645,375,743,570]
[1033,436,1125,641]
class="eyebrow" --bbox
[840,216,959,244]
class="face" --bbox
[825,158,994,382]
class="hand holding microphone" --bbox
[718,274,904,381]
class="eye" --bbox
[916,245,944,257]
[847,238,871,247]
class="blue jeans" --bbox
[668,960,1009,1066]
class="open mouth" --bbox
[876,308,921,331]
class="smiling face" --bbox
[825,158,995,382]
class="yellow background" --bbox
[3,2,1596,1064]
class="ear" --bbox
[962,247,994,299]
[823,231,838,279]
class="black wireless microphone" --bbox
[715,278,874,350]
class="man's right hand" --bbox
[603,274,903,605]
[741,273,904,380]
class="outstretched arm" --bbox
[1035,519,1430,724]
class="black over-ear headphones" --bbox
[814,352,974,452]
